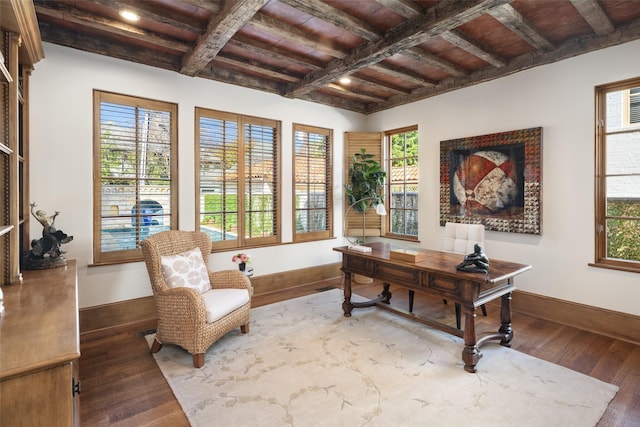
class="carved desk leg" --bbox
[499,291,514,347]
[342,271,353,317]
[461,305,481,373]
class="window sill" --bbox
[588,262,640,274]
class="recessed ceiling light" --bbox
[339,77,351,85]
[119,10,140,22]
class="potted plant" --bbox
[344,148,386,213]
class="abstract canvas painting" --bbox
[440,127,542,234]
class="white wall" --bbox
[30,43,364,308]
[365,39,640,316]
[30,41,640,316]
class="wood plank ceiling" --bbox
[34,0,640,114]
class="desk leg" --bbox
[342,271,353,317]
[499,292,514,347]
[462,306,481,373]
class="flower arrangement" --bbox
[232,253,251,264]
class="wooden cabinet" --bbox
[0,261,80,426]
[0,0,44,285]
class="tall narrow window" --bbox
[293,124,332,242]
[386,126,419,240]
[594,77,640,272]
[196,108,280,250]
[93,91,178,264]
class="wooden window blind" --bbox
[344,132,384,238]
[93,91,178,265]
[293,124,333,242]
[196,108,280,250]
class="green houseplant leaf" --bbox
[345,148,387,212]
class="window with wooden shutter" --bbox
[293,124,332,242]
[196,108,280,250]
[93,91,178,264]
[344,132,384,239]
[593,78,640,272]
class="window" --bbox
[293,124,332,242]
[196,108,280,250]
[385,126,419,240]
[93,91,178,264]
[594,77,640,272]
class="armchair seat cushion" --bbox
[201,288,251,323]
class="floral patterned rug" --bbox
[147,289,617,427]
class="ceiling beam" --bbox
[369,18,640,113]
[280,0,381,42]
[285,0,510,98]
[488,3,554,51]
[35,3,192,52]
[247,12,349,59]
[38,23,181,71]
[569,0,614,36]
[181,0,268,76]
[401,47,468,77]
[88,0,205,34]
[375,0,423,19]
[439,30,506,68]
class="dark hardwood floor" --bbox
[79,280,640,426]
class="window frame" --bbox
[593,77,640,273]
[384,125,419,241]
[92,90,178,265]
[195,107,281,251]
[292,123,333,243]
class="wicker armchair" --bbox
[141,230,253,368]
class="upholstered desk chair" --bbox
[141,230,253,368]
[408,222,488,329]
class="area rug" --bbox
[146,289,618,427]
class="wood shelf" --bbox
[0,225,13,237]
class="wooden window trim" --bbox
[292,123,333,243]
[92,90,178,265]
[384,125,419,241]
[593,77,640,273]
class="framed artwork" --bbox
[440,127,542,235]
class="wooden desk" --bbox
[334,243,531,373]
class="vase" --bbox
[238,262,246,272]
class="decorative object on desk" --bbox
[389,248,426,263]
[22,202,74,270]
[440,127,542,235]
[456,243,490,273]
[232,253,250,272]
[344,148,387,253]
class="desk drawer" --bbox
[345,255,371,275]
[428,275,461,295]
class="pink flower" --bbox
[232,253,251,264]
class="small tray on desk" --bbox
[389,248,426,263]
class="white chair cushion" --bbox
[442,222,485,254]
[201,288,251,323]
[160,247,211,294]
